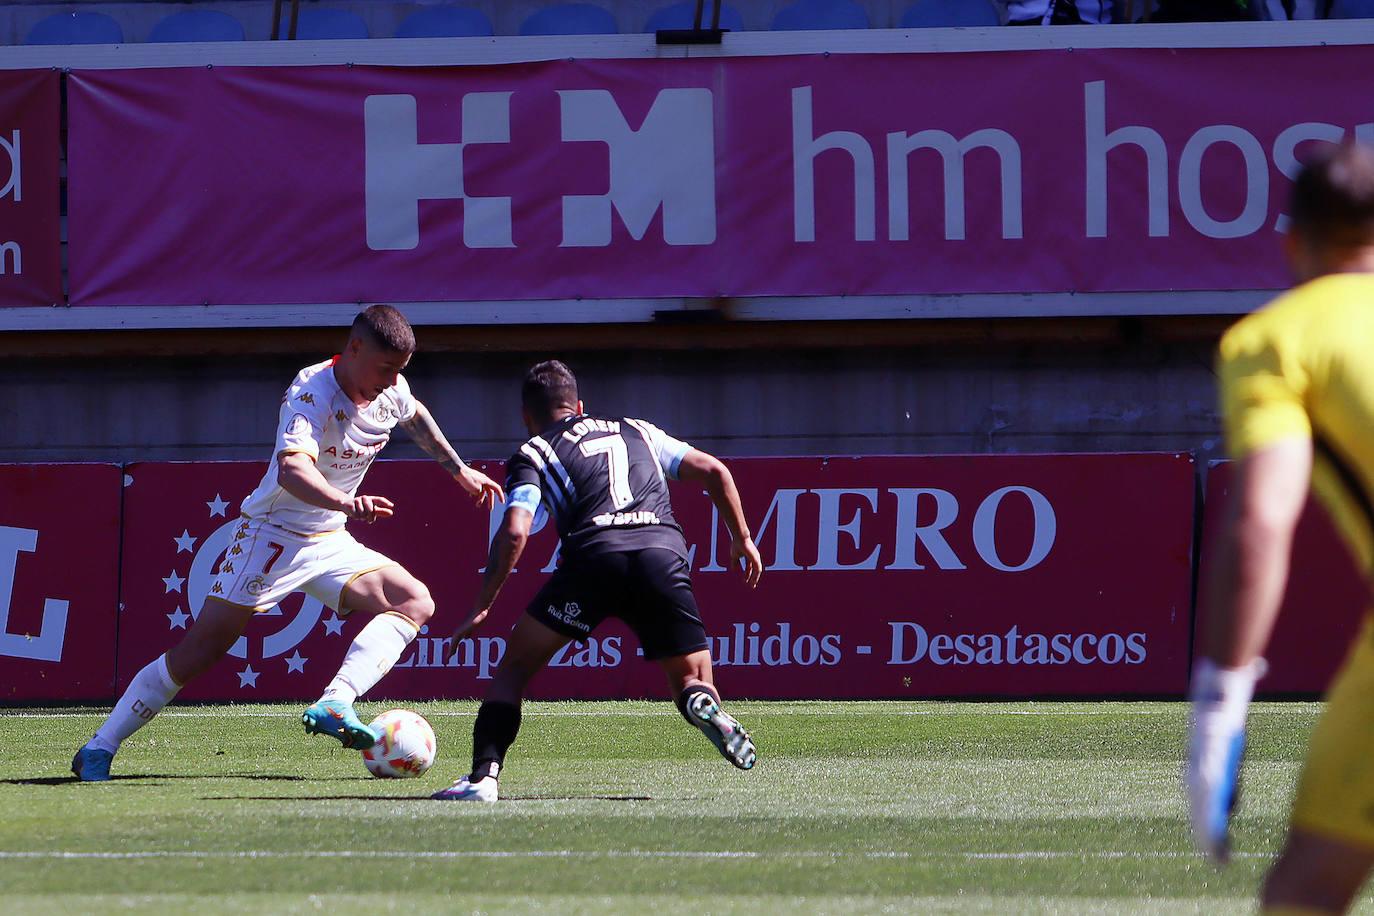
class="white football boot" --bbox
[431,774,498,802]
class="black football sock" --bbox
[675,684,721,727]
[471,700,521,780]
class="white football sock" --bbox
[320,611,419,705]
[89,654,182,753]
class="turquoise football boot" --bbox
[302,699,378,750]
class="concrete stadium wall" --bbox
[0,319,1226,466]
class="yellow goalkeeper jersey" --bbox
[1218,271,1374,575]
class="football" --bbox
[361,709,437,778]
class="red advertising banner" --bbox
[116,454,1194,701]
[0,70,61,307]
[1199,462,1371,695]
[64,48,1367,308]
[0,465,122,700]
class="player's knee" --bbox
[410,595,436,625]
[396,585,435,625]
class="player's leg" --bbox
[630,548,756,771]
[432,613,572,801]
[73,597,256,780]
[302,563,434,750]
[1262,614,1374,912]
[659,650,756,771]
[1262,830,1374,913]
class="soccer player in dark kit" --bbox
[433,359,762,801]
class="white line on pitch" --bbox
[0,849,1264,860]
[1,708,1210,720]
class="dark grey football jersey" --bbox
[504,414,693,559]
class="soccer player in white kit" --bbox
[72,305,503,780]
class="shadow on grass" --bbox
[4,773,325,786]
[227,794,655,802]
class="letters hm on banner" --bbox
[63,48,1374,310]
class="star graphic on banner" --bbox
[238,665,259,688]
[167,607,191,630]
[285,651,307,673]
[173,530,197,553]
[207,494,230,517]
[322,614,346,636]
[162,570,186,594]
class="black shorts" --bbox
[525,548,708,660]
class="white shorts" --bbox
[208,517,397,614]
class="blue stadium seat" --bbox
[148,10,246,42]
[26,11,123,45]
[394,5,495,37]
[770,0,870,29]
[1330,0,1374,15]
[277,8,370,39]
[519,3,619,35]
[900,0,1000,26]
[644,1,746,31]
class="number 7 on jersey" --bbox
[579,434,632,510]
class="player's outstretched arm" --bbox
[1186,437,1310,862]
[400,401,505,510]
[445,506,533,660]
[276,451,394,522]
[1187,656,1266,863]
[676,449,761,588]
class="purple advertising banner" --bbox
[0,70,61,307]
[0,464,122,701]
[1200,463,1371,695]
[63,47,1373,307]
[115,454,1195,701]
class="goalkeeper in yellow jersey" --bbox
[1189,139,1374,914]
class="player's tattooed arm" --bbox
[400,401,465,473]
[401,401,505,509]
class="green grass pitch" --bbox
[1,700,1366,914]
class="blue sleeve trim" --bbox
[663,441,690,480]
[508,483,542,517]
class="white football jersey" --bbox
[239,357,418,534]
